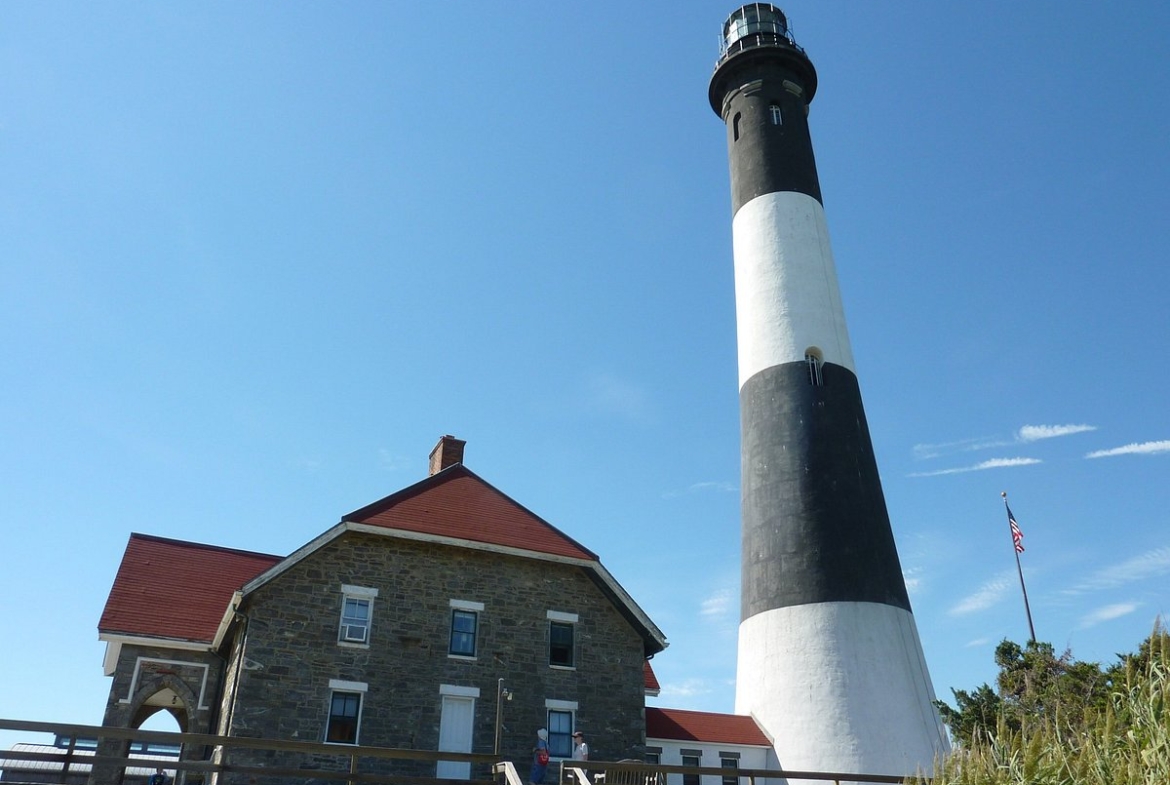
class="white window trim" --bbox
[548,616,576,670]
[546,610,578,623]
[329,679,369,692]
[545,701,578,761]
[339,587,377,648]
[440,684,481,698]
[450,599,484,611]
[448,605,480,660]
[325,681,367,746]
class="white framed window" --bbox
[545,699,578,760]
[681,751,702,785]
[339,585,378,645]
[805,349,823,387]
[769,103,782,125]
[325,679,367,745]
[547,611,577,669]
[449,600,483,659]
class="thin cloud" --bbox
[949,572,1016,616]
[661,480,737,499]
[1017,424,1096,442]
[903,567,923,597]
[584,373,651,421]
[964,638,990,648]
[1064,547,1170,595]
[909,457,1042,478]
[378,449,409,472]
[1078,602,1139,629]
[1085,440,1170,459]
[912,436,1008,460]
[657,678,714,699]
[700,588,734,619]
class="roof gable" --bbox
[646,707,771,747]
[342,465,597,561]
[98,534,280,643]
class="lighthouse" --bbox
[708,5,949,778]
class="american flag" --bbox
[1007,506,1025,553]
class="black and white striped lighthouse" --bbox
[708,5,949,777]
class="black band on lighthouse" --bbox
[739,361,912,619]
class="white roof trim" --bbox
[98,632,211,652]
[238,521,668,653]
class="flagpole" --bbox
[1002,491,1036,643]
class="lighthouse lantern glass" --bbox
[723,4,788,49]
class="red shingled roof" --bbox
[645,707,770,746]
[644,660,661,693]
[343,465,597,561]
[99,534,280,642]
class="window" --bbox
[549,622,574,667]
[547,709,574,759]
[681,752,701,785]
[733,112,742,141]
[338,585,378,644]
[645,747,662,765]
[449,610,478,657]
[769,103,782,125]
[324,680,367,745]
[721,756,740,785]
[805,352,823,387]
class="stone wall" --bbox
[219,531,648,781]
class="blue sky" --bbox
[2,1,1168,752]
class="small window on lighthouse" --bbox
[733,112,742,141]
[805,352,823,386]
[769,103,783,126]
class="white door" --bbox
[437,695,475,779]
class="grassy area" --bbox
[923,629,1167,785]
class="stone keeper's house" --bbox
[94,436,668,784]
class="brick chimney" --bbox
[429,435,466,476]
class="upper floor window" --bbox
[681,751,702,785]
[769,103,783,125]
[450,610,478,657]
[449,599,484,658]
[325,679,367,745]
[732,112,742,141]
[339,585,378,644]
[547,611,578,668]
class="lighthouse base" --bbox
[736,601,949,781]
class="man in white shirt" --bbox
[572,731,589,761]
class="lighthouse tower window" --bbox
[805,353,823,386]
[733,112,742,141]
[769,103,782,125]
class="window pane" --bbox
[450,610,477,656]
[548,710,573,758]
[327,691,361,744]
[549,622,574,667]
[682,755,700,785]
[721,758,739,785]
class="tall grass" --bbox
[927,631,1167,785]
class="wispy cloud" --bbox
[662,480,737,499]
[1085,440,1170,459]
[913,423,1096,462]
[657,678,714,699]
[909,457,1042,478]
[584,373,650,421]
[964,637,990,648]
[949,572,1016,616]
[699,587,734,619]
[378,449,409,472]
[1017,424,1096,442]
[1064,547,1170,595]
[912,437,1007,460]
[903,567,923,596]
[1078,602,1139,629]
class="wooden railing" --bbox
[0,719,929,785]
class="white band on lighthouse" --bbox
[731,190,855,389]
[736,602,948,775]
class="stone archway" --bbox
[128,672,200,733]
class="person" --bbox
[530,728,550,785]
[571,730,589,761]
[147,768,169,785]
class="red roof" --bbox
[644,660,661,693]
[645,707,771,746]
[99,534,280,642]
[343,465,597,561]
